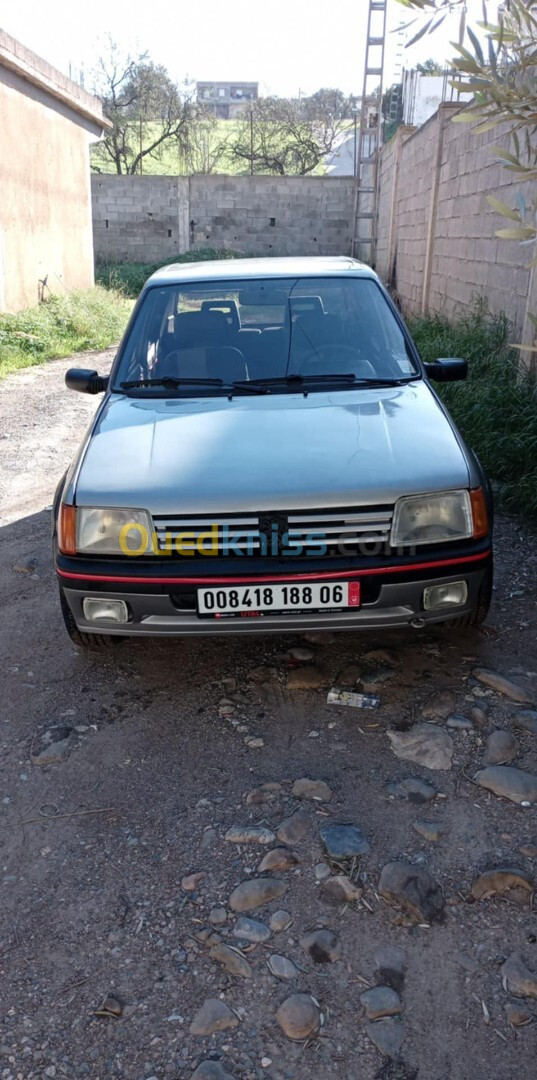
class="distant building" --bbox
[402,70,472,127]
[196,81,258,119]
[0,30,108,312]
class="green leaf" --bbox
[406,16,434,47]
[494,148,522,165]
[487,196,521,222]
[496,226,536,240]
[467,25,485,65]
[472,118,503,133]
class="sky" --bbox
[1,0,491,98]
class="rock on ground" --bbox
[224,825,275,845]
[270,910,293,933]
[228,877,287,912]
[365,1017,404,1056]
[319,822,370,858]
[501,954,537,998]
[421,690,456,719]
[483,730,519,765]
[209,943,252,978]
[473,765,537,805]
[473,668,534,704]
[189,999,239,1036]
[258,847,300,873]
[276,993,321,1041]
[471,866,533,901]
[232,916,271,943]
[191,1063,236,1080]
[514,711,537,735]
[378,860,445,923]
[388,724,454,770]
[291,778,332,802]
[322,874,363,904]
[268,954,300,980]
[300,928,342,963]
[286,666,326,690]
[277,807,311,844]
[360,985,403,1020]
[413,820,445,842]
[374,947,407,993]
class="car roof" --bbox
[145,256,377,288]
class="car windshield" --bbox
[113,276,419,393]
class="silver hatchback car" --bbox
[54,257,492,649]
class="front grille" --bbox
[152,507,394,557]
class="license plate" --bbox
[197,580,360,618]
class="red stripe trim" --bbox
[57,550,490,586]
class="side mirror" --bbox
[424,358,468,383]
[65,368,109,394]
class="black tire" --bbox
[59,586,124,651]
[443,565,493,629]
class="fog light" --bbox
[423,581,468,611]
[83,598,129,624]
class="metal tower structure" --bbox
[350,0,388,265]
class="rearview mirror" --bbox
[424,358,468,382]
[65,368,109,394]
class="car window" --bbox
[114,277,419,392]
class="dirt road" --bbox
[1,353,536,1080]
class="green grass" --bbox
[409,301,537,520]
[0,287,132,379]
[95,248,248,298]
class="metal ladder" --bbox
[350,0,388,265]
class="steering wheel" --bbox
[298,344,377,378]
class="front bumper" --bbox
[56,547,492,637]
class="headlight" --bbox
[76,508,153,555]
[391,490,472,546]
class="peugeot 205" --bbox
[53,257,492,649]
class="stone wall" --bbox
[376,103,536,349]
[91,175,356,262]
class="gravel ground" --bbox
[1,352,537,1080]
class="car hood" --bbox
[74,383,470,513]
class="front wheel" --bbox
[58,586,125,651]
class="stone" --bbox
[182,872,206,892]
[232,916,271,944]
[501,954,537,998]
[446,715,473,731]
[300,928,342,963]
[245,736,265,749]
[473,668,534,704]
[365,1018,404,1057]
[374,947,407,993]
[520,844,537,858]
[12,555,37,574]
[228,877,287,913]
[303,631,336,644]
[225,825,275,845]
[473,765,537,805]
[209,907,227,926]
[267,954,300,980]
[287,646,315,661]
[337,664,362,686]
[96,994,123,1017]
[189,999,239,1036]
[504,1002,534,1026]
[378,860,445,923]
[413,820,445,842]
[31,726,75,766]
[322,874,363,904]
[483,730,519,765]
[291,778,332,802]
[277,808,311,844]
[386,776,437,803]
[248,665,278,683]
[286,667,325,690]
[209,943,252,979]
[191,1063,236,1080]
[315,862,331,881]
[270,910,292,933]
[360,985,403,1020]
[275,994,321,1041]
[471,866,533,901]
[513,711,537,735]
[470,706,488,728]
[258,848,300,873]
[246,783,283,806]
[319,822,370,858]
[362,665,396,690]
[388,724,453,770]
[421,690,456,720]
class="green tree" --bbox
[93,40,192,175]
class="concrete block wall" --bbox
[377,104,535,340]
[91,175,189,263]
[92,174,357,263]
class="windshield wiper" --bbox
[120,377,225,389]
[234,374,418,389]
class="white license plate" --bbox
[197,580,360,617]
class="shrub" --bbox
[0,287,132,378]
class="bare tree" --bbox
[92,39,192,175]
[228,91,352,175]
[184,109,233,174]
